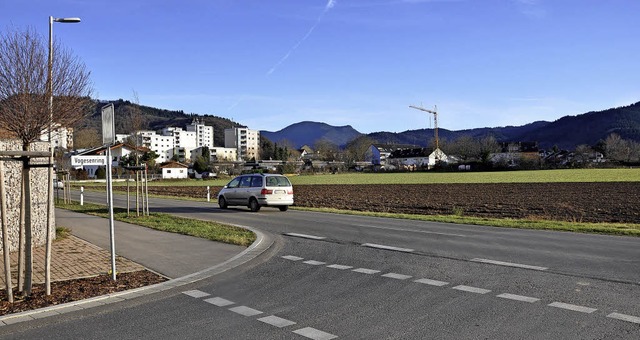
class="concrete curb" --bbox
[0,224,273,326]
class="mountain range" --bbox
[262,102,640,150]
[79,99,640,151]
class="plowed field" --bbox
[131,182,640,224]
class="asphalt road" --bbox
[2,190,638,339]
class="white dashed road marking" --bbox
[282,255,304,261]
[229,306,263,317]
[182,290,210,298]
[204,297,235,307]
[362,243,414,253]
[327,264,353,270]
[607,312,640,324]
[497,293,540,303]
[382,273,412,280]
[452,285,492,294]
[285,233,327,240]
[352,268,381,274]
[304,260,327,265]
[548,302,597,314]
[258,315,297,328]
[470,258,548,271]
[293,327,339,340]
[414,278,449,287]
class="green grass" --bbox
[294,207,640,237]
[57,202,256,247]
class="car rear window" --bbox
[266,176,291,187]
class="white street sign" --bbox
[71,155,108,166]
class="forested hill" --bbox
[77,99,243,146]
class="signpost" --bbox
[102,104,117,280]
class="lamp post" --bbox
[46,16,80,295]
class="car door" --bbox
[223,177,241,204]
[237,176,253,203]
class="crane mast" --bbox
[409,104,439,150]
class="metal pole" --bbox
[44,15,55,296]
[106,147,116,280]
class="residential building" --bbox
[186,118,214,149]
[40,124,73,150]
[225,127,260,161]
[387,147,448,170]
[160,161,189,179]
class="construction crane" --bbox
[409,104,439,150]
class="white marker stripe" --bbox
[327,264,353,270]
[282,255,304,261]
[452,285,491,294]
[497,293,540,303]
[362,243,414,253]
[204,297,234,307]
[182,290,210,298]
[303,260,326,265]
[471,258,548,271]
[229,306,263,317]
[293,327,338,340]
[607,312,640,324]
[258,315,297,328]
[414,278,449,287]
[285,233,326,240]
[352,268,381,274]
[382,273,412,280]
[548,302,597,314]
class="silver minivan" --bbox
[218,173,294,212]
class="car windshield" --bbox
[266,176,291,187]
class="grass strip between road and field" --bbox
[56,202,256,247]
[293,207,640,237]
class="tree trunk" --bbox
[0,160,13,303]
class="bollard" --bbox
[207,186,210,202]
[80,186,84,206]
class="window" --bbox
[167,170,172,173]
[251,176,263,187]
[227,178,240,188]
[239,176,252,188]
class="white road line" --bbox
[352,268,381,274]
[414,278,449,287]
[470,258,548,271]
[548,302,597,314]
[353,223,467,238]
[327,264,353,270]
[285,233,327,240]
[607,312,640,324]
[182,290,210,298]
[204,297,235,307]
[229,306,263,317]
[293,327,338,340]
[362,243,414,253]
[282,255,304,261]
[497,293,540,303]
[382,273,412,280]
[304,260,327,266]
[452,285,492,294]
[258,315,297,328]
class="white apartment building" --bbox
[224,127,260,161]
[186,118,214,149]
[40,125,73,150]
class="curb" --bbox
[0,224,273,326]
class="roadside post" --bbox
[207,186,210,202]
[102,103,117,280]
[80,186,84,206]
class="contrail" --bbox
[266,0,336,76]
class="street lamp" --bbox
[46,15,80,295]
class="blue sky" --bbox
[2,0,639,133]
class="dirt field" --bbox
[127,182,640,224]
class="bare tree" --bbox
[0,27,92,296]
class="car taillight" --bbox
[261,188,273,195]
[288,189,294,195]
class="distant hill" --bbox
[271,102,640,150]
[77,99,243,147]
[261,121,362,148]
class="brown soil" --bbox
[0,271,166,316]
[134,182,640,224]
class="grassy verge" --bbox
[57,202,256,247]
[293,207,640,237]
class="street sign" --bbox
[102,103,115,145]
[71,155,108,166]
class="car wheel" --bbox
[278,206,289,212]
[218,196,228,209]
[249,198,261,212]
